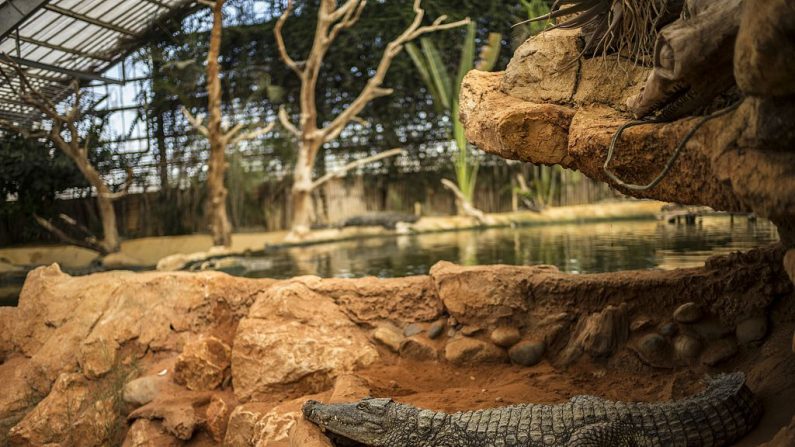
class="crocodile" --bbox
[303,372,762,446]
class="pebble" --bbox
[490,327,521,348]
[735,317,768,345]
[447,328,457,338]
[658,322,678,337]
[372,326,405,352]
[461,325,483,336]
[399,337,437,361]
[427,321,445,340]
[674,335,702,360]
[508,340,545,367]
[403,323,424,337]
[701,339,738,366]
[691,320,732,341]
[123,376,164,407]
[445,338,507,365]
[630,317,653,332]
[633,333,672,368]
[673,302,703,324]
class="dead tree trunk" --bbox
[206,0,232,247]
[183,0,275,247]
[275,0,468,239]
[0,60,124,255]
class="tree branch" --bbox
[441,178,493,224]
[321,1,469,143]
[310,147,404,190]
[278,105,301,137]
[181,106,210,138]
[274,0,304,76]
[99,167,134,200]
[33,214,108,255]
[227,121,276,147]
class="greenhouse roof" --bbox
[0,0,199,129]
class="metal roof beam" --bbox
[142,0,175,11]
[43,5,138,36]
[3,54,124,85]
[0,0,49,41]
[15,35,113,62]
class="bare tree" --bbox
[275,0,469,238]
[182,0,275,247]
[0,57,126,255]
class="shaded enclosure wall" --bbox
[0,165,618,246]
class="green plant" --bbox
[519,0,552,36]
[407,21,501,205]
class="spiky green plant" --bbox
[407,22,501,206]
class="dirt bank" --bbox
[0,243,792,446]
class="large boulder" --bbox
[305,275,442,324]
[231,281,379,402]
[502,29,646,109]
[430,261,558,326]
[8,373,117,447]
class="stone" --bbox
[8,373,117,447]
[231,281,379,401]
[372,325,404,352]
[427,321,445,339]
[630,317,653,332]
[508,340,545,367]
[123,376,167,407]
[632,334,673,368]
[735,317,768,344]
[559,304,629,364]
[701,339,739,366]
[490,327,521,348]
[205,395,231,443]
[403,323,423,337]
[785,249,795,285]
[658,322,678,337]
[399,337,438,361]
[122,419,182,447]
[461,325,483,336]
[690,320,733,341]
[223,402,274,447]
[759,415,795,447]
[674,335,703,360]
[128,393,212,440]
[734,0,795,97]
[306,275,443,324]
[444,338,507,365]
[78,336,120,379]
[173,335,231,391]
[430,262,558,326]
[673,302,703,324]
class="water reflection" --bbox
[236,216,779,279]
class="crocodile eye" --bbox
[357,402,369,411]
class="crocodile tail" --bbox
[671,372,763,446]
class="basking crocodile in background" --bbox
[303,372,762,446]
